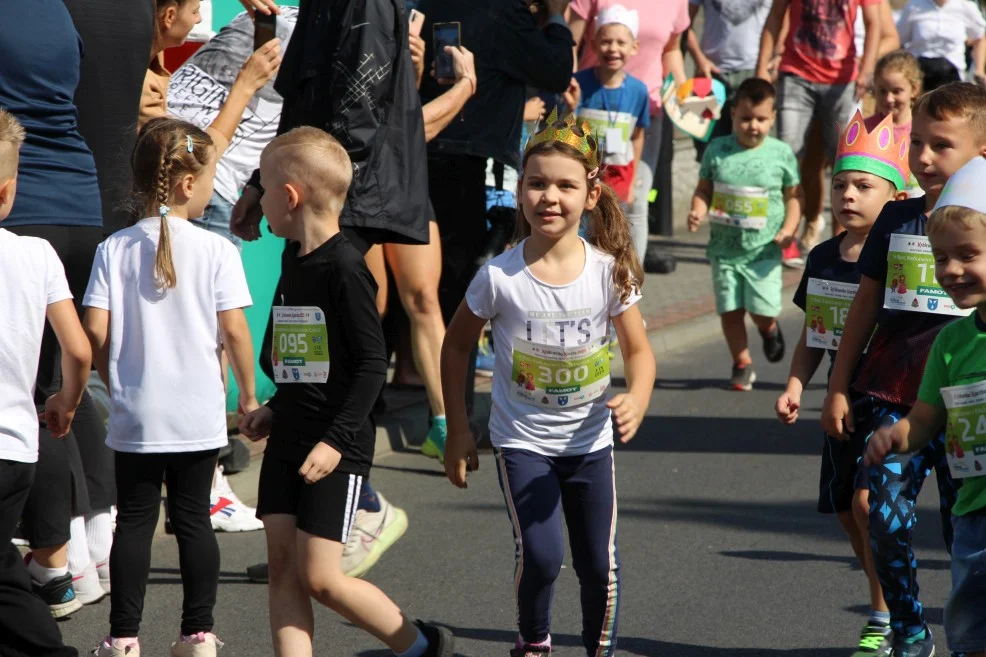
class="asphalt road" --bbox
[56,313,952,657]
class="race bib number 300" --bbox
[942,380,986,479]
[709,183,769,230]
[511,337,610,409]
[805,278,858,349]
[271,306,330,384]
[885,234,970,317]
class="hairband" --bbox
[159,204,170,218]
[186,135,193,153]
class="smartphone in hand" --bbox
[254,11,277,50]
[409,9,425,37]
[433,21,461,84]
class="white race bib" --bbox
[709,183,769,230]
[510,336,610,409]
[271,306,330,384]
[942,379,986,479]
[884,234,970,317]
[805,279,858,349]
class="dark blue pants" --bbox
[858,399,958,639]
[495,446,620,657]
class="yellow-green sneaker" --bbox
[420,417,447,463]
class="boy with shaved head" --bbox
[239,127,453,657]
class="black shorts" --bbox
[256,454,364,542]
[817,432,865,514]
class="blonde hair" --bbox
[516,134,643,304]
[0,109,26,180]
[130,117,213,289]
[928,204,986,237]
[875,50,923,97]
[262,127,353,215]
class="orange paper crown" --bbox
[833,110,910,190]
[525,107,601,170]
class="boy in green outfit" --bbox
[865,156,986,657]
[688,77,802,391]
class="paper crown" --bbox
[932,156,986,213]
[594,4,639,38]
[833,110,909,190]
[525,107,601,169]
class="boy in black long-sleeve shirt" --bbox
[240,126,453,657]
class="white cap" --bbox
[594,4,639,39]
[932,156,986,213]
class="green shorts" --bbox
[711,249,783,317]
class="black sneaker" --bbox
[762,323,785,363]
[33,572,83,618]
[851,623,892,656]
[416,621,454,657]
[246,562,268,584]
[730,364,757,391]
[891,628,935,657]
[510,645,551,657]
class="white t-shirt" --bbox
[167,9,299,205]
[83,217,252,454]
[899,0,986,75]
[465,239,641,457]
[0,230,73,463]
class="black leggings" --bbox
[110,449,220,638]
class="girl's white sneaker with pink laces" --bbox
[169,632,223,657]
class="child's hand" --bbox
[821,390,854,441]
[607,393,645,443]
[238,395,261,416]
[444,429,479,489]
[239,405,273,441]
[774,229,795,248]
[42,392,78,439]
[562,77,581,110]
[864,424,907,467]
[775,390,801,425]
[299,442,342,485]
[687,210,704,232]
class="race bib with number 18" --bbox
[805,278,858,349]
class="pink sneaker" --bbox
[170,632,223,657]
[94,636,139,657]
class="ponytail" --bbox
[154,147,178,289]
[585,181,643,304]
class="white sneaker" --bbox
[169,632,223,657]
[92,636,139,657]
[73,562,107,605]
[96,559,111,593]
[210,467,263,532]
[342,492,409,579]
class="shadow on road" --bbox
[723,549,950,571]
[654,378,823,394]
[620,415,822,456]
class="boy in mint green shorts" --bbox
[687,78,802,391]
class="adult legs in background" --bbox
[628,114,663,265]
[0,460,78,657]
[364,245,390,318]
[800,121,830,247]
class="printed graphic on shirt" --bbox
[794,0,853,61]
[805,278,857,349]
[884,234,971,317]
[709,183,769,230]
[272,306,330,384]
[941,379,986,479]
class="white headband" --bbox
[594,4,639,39]
[932,156,986,214]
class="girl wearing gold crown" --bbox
[440,110,655,657]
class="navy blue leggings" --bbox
[495,446,620,657]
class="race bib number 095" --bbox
[271,306,330,384]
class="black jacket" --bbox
[417,0,574,170]
[263,0,430,245]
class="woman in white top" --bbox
[898,0,986,89]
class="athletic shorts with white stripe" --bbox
[256,454,363,542]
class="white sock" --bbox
[394,628,428,657]
[85,509,113,565]
[67,516,91,575]
[27,556,68,584]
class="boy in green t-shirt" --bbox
[865,157,986,657]
[688,78,802,391]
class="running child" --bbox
[83,117,258,657]
[864,156,986,657]
[440,109,656,657]
[238,127,453,657]
[687,77,802,391]
[822,82,986,657]
[775,110,909,656]
[570,4,650,206]
[0,109,90,657]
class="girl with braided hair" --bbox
[81,118,258,657]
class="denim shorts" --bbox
[191,192,241,250]
[776,73,855,161]
[945,512,986,653]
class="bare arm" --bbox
[610,305,656,443]
[568,14,587,73]
[877,0,900,56]
[974,37,986,79]
[687,178,714,231]
[686,4,720,78]
[776,327,826,424]
[864,400,946,466]
[82,307,110,387]
[207,39,282,154]
[857,2,881,99]
[441,301,488,488]
[757,0,790,79]
[218,308,258,411]
[422,46,477,142]
[662,33,687,85]
[776,185,802,246]
[45,301,93,438]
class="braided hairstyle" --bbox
[130,117,213,289]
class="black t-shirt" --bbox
[853,197,954,407]
[261,234,388,476]
[793,233,861,364]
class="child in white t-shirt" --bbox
[83,117,257,657]
[441,110,656,657]
[0,109,92,656]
